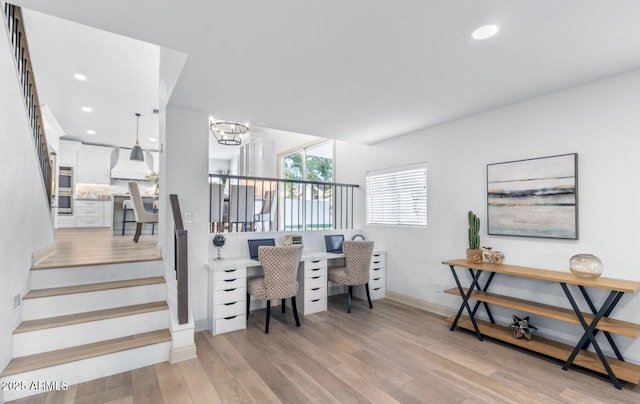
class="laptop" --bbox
[324,234,345,254]
[248,238,276,261]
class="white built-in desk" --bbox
[206,250,385,335]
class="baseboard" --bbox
[194,319,208,333]
[385,290,457,317]
[31,242,56,266]
[170,344,197,363]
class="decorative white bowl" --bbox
[570,254,603,279]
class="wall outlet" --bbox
[12,292,21,310]
[184,212,198,224]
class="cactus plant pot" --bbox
[466,249,483,264]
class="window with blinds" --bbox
[366,163,427,227]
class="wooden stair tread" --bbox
[32,256,162,270]
[24,276,165,299]
[0,329,171,377]
[14,301,168,333]
[444,288,640,338]
[449,315,640,384]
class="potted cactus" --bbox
[466,211,483,264]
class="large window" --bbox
[281,140,333,183]
[279,140,335,230]
[366,163,427,227]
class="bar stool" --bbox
[152,199,159,234]
[121,199,137,236]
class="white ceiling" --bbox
[12,1,640,152]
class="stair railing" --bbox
[2,3,53,206]
[170,194,188,325]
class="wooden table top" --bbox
[443,259,640,293]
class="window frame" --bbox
[365,162,427,227]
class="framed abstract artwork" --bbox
[487,153,578,239]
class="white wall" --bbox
[340,69,640,362]
[0,27,54,376]
[162,106,211,328]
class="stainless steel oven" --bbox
[58,191,73,214]
[58,166,73,214]
[58,166,73,193]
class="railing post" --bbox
[170,194,189,325]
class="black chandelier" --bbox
[209,120,248,146]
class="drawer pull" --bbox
[311,287,320,291]
[224,269,237,273]
[311,299,320,302]
[224,315,238,320]
[373,261,381,264]
[311,260,321,263]
[374,288,381,291]
[224,302,236,306]
[311,276,320,280]
[223,288,237,292]
[310,268,319,272]
[224,279,236,282]
[373,277,381,281]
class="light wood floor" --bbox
[10,298,640,404]
[33,228,161,269]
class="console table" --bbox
[443,259,640,388]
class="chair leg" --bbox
[265,300,271,334]
[347,285,353,313]
[133,223,142,243]
[365,283,373,309]
[291,296,301,327]
[281,298,286,313]
[246,293,250,320]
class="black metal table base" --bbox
[448,263,627,389]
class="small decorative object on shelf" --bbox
[510,315,537,340]
[466,211,482,264]
[212,234,226,260]
[570,254,603,279]
[482,247,505,264]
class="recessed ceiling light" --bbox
[81,106,92,113]
[74,73,87,81]
[86,130,96,135]
[149,137,157,142]
[472,25,499,40]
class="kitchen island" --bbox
[112,194,158,236]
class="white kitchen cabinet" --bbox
[76,145,113,184]
[75,200,110,227]
[58,140,80,166]
[149,151,159,173]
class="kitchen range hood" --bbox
[110,148,152,180]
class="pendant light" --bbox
[130,113,144,161]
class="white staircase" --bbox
[0,260,171,402]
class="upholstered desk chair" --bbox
[128,182,159,243]
[327,240,374,313]
[246,245,303,333]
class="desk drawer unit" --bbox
[298,258,329,315]
[355,251,386,301]
[210,265,247,335]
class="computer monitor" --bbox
[324,234,344,254]
[248,238,276,261]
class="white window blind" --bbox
[366,163,427,227]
